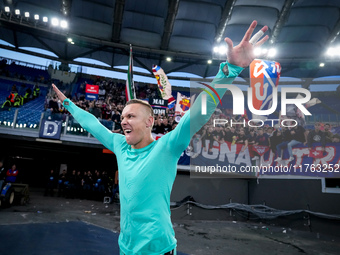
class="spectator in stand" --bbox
[224,126,237,143]
[98,85,106,100]
[44,169,56,197]
[213,125,225,144]
[153,117,165,134]
[47,96,61,119]
[112,118,123,133]
[58,169,68,197]
[111,170,119,203]
[168,116,174,127]
[191,126,205,156]
[332,134,340,143]
[111,109,121,123]
[89,101,102,119]
[266,127,274,137]
[33,84,40,99]
[66,169,77,198]
[23,87,32,103]
[83,170,93,199]
[162,118,172,134]
[117,103,124,113]
[236,129,248,152]
[0,161,5,190]
[1,91,17,108]
[247,129,257,146]
[6,164,19,183]
[102,102,112,120]
[270,128,283,156]
[246,128,257,159]
[204,126,215,153]
[323,123,333,144]
[11,84,18,93]
[275,124,306,162]
[101,170,109,195]
[252,128,270,160]
[254,128,270,146]
[93,171,105,201]
[75,170,83,198]
[307,122,326,150]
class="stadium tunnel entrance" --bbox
[0,136,117,188]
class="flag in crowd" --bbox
[125,45,136,101]
[152,65,176,109]
[175,92,191,116]
[280,95,321,126]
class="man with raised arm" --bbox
[53,21,268,255]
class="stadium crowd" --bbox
[44,78,178,133]
[191,109,340,161]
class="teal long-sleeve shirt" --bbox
[63,62,243,255]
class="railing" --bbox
[1,109,340,138]
[305,114,340,124]
[0,108,115,139]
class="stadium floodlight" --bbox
[218,45,227,55]
[67,38,72,42]
[213,45,228,55]
[15,9,20,15]
[24,12,30,18]
[51,18,59,26]
[34,14,39,20]
[268,48,277,57]
[254,47,261,56]
[166,57,172,62]
[326,47,335,56]
[319,63,325,67]
[207,59,212,64]
[43,17,48,22]
[326,46,340,57]
[5,6,10,13]
[60,20,68,28]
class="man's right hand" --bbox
[52,84,66,103]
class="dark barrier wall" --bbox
[171,174,340,214]
[248,179,340,213]
[171,173,249,205]
[171,173,340,236]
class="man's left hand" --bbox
[225,20,269,68]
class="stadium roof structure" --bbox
[0,0,340,84]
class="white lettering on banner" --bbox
[202,84,312,116]
[192,143,340,171]
[293,148,310,167]
[43,121,58,136]
[201,141,251,166]
[153,99,165,105]
[314,147,335,165]
[202,140,219,159]
[153,109,166,115]
[234,147,251,166]
[219,142,236,164]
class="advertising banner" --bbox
[85,84,99,101]
[39,120,62,140]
